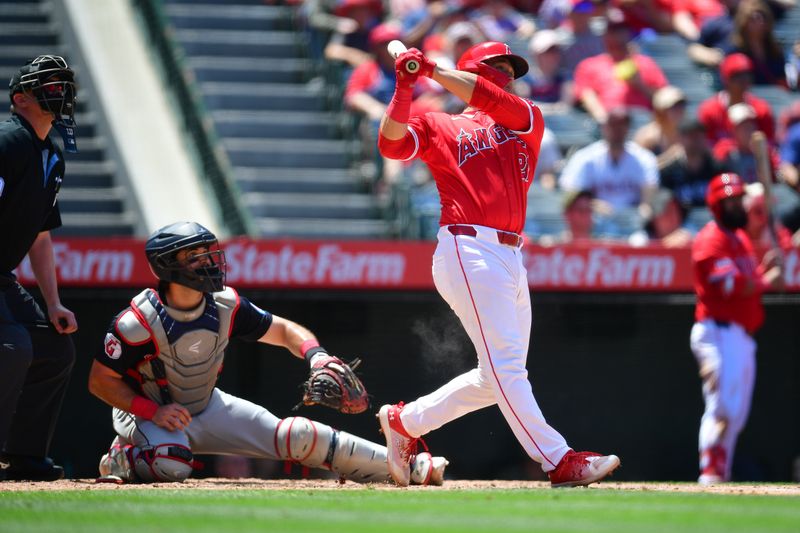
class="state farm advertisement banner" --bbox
[13,238,800,292]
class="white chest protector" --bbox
[117,287,239,415]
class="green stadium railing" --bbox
[131,0,256,237]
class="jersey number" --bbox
[518,153,530,182]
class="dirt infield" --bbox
[2,478,799,495]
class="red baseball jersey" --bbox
[692,221,764,334]
[398,100,544,234]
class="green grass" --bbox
[1,488,799,533]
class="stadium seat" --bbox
[685,207,713,232]
[163,0,389,239]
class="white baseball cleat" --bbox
[410,452,449,486]
[548,450,621,488]
[97,439,135,482]
[378,403,416,487]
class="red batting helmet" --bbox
[706,173,745,215]
[456,41,529,79]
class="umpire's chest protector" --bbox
[123,287,238,415]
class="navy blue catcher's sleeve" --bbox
[93,309,154,375]
[230,296,273,341]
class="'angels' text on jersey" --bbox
[456,125,529,176]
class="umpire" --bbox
[0,56,79,481]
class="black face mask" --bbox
[720,208,748,230]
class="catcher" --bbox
[88,221,447,485]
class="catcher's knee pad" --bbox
[133,443,194,482]
[275,416,333,468]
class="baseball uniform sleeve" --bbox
[693,234,761,298]
[468,77,537,134]
[40,202,62,232]
[230,296,273,341]
[378,114,431,161]
[94,310,154,376]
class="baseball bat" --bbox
[387,39,419,74]
[751,130,781,247]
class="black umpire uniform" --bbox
[0,56,78,481]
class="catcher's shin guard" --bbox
[275,416,390,482]
[274,417,448,484]
[329,430,395,483]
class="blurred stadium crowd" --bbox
[298,0,800,246]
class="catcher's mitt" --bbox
[300,355,369,414]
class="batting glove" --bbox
[395,48,436,88]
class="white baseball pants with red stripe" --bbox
[690,319,756,480]
[399,225,571,472]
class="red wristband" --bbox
[386,86,413,124]
[300,339,320,358]
[130,396,159,420]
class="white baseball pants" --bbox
[400,225,570,471]
[690,319,756,480]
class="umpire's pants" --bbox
[0,279,75,458]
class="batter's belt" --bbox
[447,224,523,248]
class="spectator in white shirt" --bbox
[559,106,659,217]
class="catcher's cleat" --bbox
[98,440,135,482]
[378,403,416,486]
[548,450,620,488]
[410,452,449,486]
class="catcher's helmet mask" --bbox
[9,55,79,152]
[145,222,226,293]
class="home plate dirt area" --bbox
[2,479,799,495]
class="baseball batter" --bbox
[375,42,620,487]
[691,173,783,484]
[89,221,447,485]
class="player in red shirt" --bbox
[375,41,620,487]
[690,173,784,484]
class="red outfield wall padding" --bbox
[13,238,800,292]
